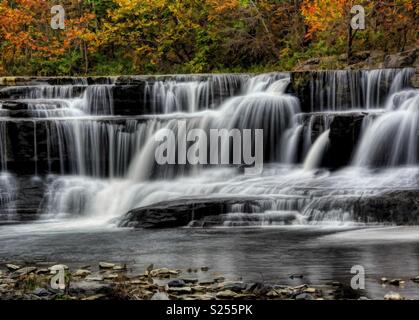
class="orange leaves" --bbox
[0,0,97,73]
[301,0,352,39]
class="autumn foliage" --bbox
[0,0,417,75]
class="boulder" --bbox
[118,197,275,229]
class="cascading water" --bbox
[0,68,417,226]
[353,89,419,167]
[308,68,414,111]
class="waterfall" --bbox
[144,74,245,114]
[303,129,330,170]
[0,82,114,116]
[353,90,419,167]
[42,118,165,177]
[0,68,418,226]
[309,68,414,111]
[127,76,299,181]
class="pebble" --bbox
[411,276,419,283]
[32,288,51,297]
[167,279,186,288]
[216,290,237,299]
[74,269,91,277]
[384,291,404,300]
[167,286,192,294]
[191,285,207,292]
[113,265,126,271]
[220,281,246,293]
[304,287,317,294]
[266,290,280,297]
[296,293,314,300]
[6,264,20,271]
[16,267,37,275]
[85,275,104,281]
[180,277,199,284]
[151,292,170,300]
[150,268,179,277]
[99,262,115,269]
[103,273,118,280]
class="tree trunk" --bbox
[347,25,353,64]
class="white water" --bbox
[0,69,417,227]
[353,90,419,167]
[303,129,330,170]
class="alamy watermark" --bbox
[154,121,264,175]
[51,5,65,30]
[351,5,365,30]
[350,265,365,290]
[50,265,66,290]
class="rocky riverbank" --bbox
[1,262,417,300]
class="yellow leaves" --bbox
[301,0,353,39]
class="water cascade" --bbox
[0,68,417,226]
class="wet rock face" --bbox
[305,190,419,225]
[297,112,371,168]
[384,47,417,69]
[118,197,266,229]
[323,113,365,168]
[120,189,419,229]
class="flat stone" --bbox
[6,264,20,271]
[304,287,317,294]
[247,282,272,295]
[296,293,315,300]
[167,286,192,294]
[99,262,115,269]
[168,279,186,288]
[411,276,419,283]
[192,285,207,292]
[151,292,170,300]
[85,275,104,281]
[292,284,308,290]
[103,273,118,280]
[113,265,127,271]
[216,290,237,299]
[74,269,91,277]
[69,281,112,296]
[384,292,404,300]
[16,267,37,275]
[198,280,215,286]
[130,279,147,285]
[219,281,246,293]
[150,268,179,277]
[32,288,51,297]
[180,277,199,284]
[266,290,280,297]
